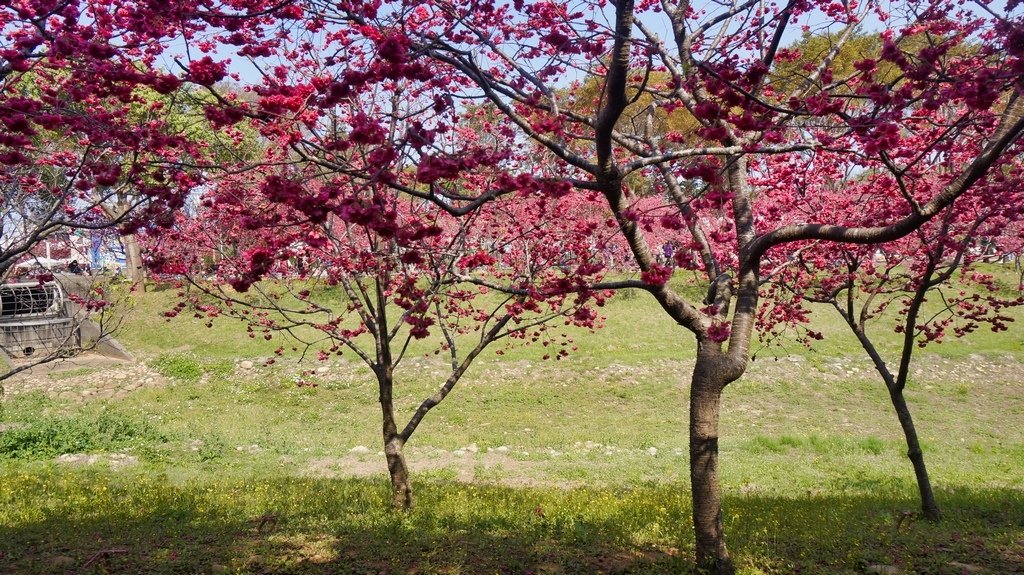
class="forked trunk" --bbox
[889,389,940,521]
[384,436,412,510]
[690,351,734,575]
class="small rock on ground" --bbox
[4,358,167,401]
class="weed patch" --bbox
[0,410,167,460]
[152,353,204,381]
[743,434,895,457]
[152,353,233,382]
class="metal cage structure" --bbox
[0,281,78,358]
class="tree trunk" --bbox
[889,388,940,521]
[690,351,734,575]
[384,435,413,510]
[123,233,146,290]
[376,364,413,510]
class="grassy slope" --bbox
[1,271,1023,574]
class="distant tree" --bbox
[757,144,1024,521]
[0,0,257,279]
[0,0,287,384]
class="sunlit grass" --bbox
[1,469,1021,574]
[1,265,1022,573]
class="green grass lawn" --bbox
[1,272,1023,574]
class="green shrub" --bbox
[196,434,226,462]
[0,411,166,460]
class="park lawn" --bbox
[1,271,1023,574]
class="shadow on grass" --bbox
[0,469,1022,574]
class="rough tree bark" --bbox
[376,365,413,510]
[384,434,413,510]
[690,347,734,574]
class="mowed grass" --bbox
[1,268,1023,574]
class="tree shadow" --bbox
[1,473,1021,574]
[722,487,1024,574]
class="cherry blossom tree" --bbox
[757,145,1024,521]
[149,139,609,508]
[0,0,298,387]
[0,2,189,382]
[0,0,257,279]
[163,0,1024,570]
